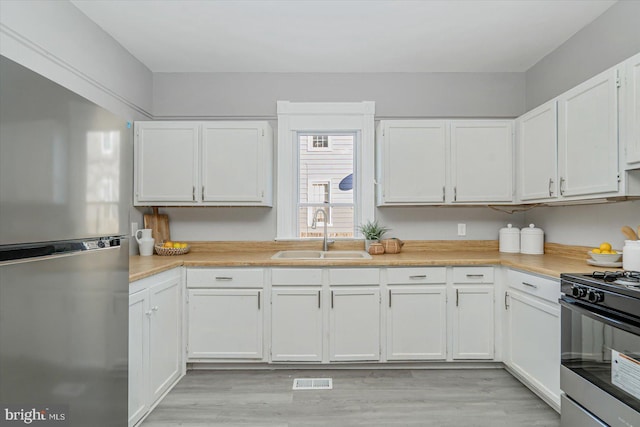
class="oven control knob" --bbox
[587,290,604,303]
[571,286,586,298]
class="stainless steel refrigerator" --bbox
[0,56,131,426]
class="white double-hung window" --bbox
[276,102,375,240]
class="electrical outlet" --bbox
[131,222,138,236]
[457,223,466,236]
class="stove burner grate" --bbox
[591,270,640,283]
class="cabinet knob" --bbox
[152,306,159,311]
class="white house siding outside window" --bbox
[298,134,355,238]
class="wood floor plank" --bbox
[141,369,559,426]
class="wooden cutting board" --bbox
[143,207,171,244]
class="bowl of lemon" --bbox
[155,241,190,256]
[588,242,622,264]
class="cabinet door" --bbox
[378,120,447,204]
[128,290,149,427]
[507,290,560,408]
[386,287,446,360]
[329,288,380,361]
[625,52,640,165]
[148,276,182,403]
[452,285,494,360]
[451,121,513,203]
[558,68,619,197]
[187,289,263,359]
[518,101,558,201]
[135,122,199,203]
[201,122,267,203]
[271,288,323,362]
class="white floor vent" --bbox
[292,378,333,390]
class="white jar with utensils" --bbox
[623,240,640,271]
[499,224,520,253]
[520,224,544,254]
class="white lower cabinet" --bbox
[329,287,380,361]
[451,267,495,360]
[270,288,323,362]
[186,268,264,361]
[187,289,263,359]
[385,267,447,361]
[505,270,561,411]
[129,268,183,427]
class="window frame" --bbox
[307,135,332,152]
[276,101,375,240]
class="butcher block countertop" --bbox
[129,240,610,283]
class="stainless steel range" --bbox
[560,271,640,427]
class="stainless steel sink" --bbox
[271,250,371,260]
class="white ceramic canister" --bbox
[499,224,520,253]
[622,240,640,271]
[520,224,544,254]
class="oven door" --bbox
[560,296,640,427]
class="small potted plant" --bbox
[358,220,390,250]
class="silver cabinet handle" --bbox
[559,177,565,195]
[202,186,205,200]
[409,275,427,280]
[548,178,554,197]
[331,290,334,309]
[192,186,195,201]
[389,289,392,307]
[454,186,457,202]
[522,282,538,289]
[442,186,445,202]
[456,289,459,307]
[466,274,484,278]
[318,291,321,309]
[505,292,509,310]
[257,291,261,310]
[215,277,233,281]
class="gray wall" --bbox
[525,0,640,110]
[153,72,525,119]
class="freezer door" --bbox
[0,239,129,426]
[0,56,132,245]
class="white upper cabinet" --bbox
[557,68,619,197]
[377,120,447,204]
[517,101,558,202]
[451,121,513,203]
[201,122,270,203]
[135,121,272,206]
[624,52,640,166]
[135,122,199,203]
[376,120,513,205]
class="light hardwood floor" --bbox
[141,368,560,426]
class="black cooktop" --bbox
[561,271,640,319]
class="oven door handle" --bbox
[560,297,640,336]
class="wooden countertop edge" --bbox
[130,249,604,282]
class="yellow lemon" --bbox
[592,248,601,254]
[163,241,173,248]
[601,250,611,254]
[180,243,188,248]
[173,242,181,249]
[610,250,617,254]
[599,242,612,252]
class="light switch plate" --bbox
[457,223,466,236]
[131,222,138,236]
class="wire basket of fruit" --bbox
[155,241,190,256]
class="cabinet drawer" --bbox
[187,268,264,288]
[329,268,379,285]
[387,267,446,284]
[452,267,494,283]
[272,269,323,286]
[508,269,559,304]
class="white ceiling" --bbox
[70,0,616,73]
